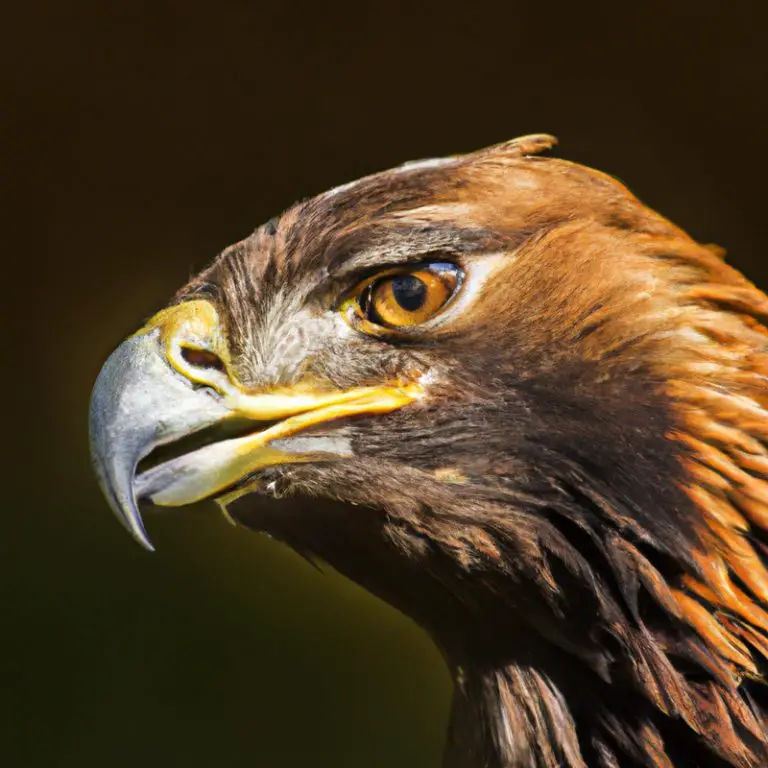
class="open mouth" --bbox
[133,415,344,508]
[136,417,278,476]
[132,388,422,510]
[133,421,306,508]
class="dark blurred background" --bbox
[4,1,767,766]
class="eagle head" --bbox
[90,136,768,767]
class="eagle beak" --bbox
[89,300,421,550]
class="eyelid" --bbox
[339,259,462,304]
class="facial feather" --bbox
[128,136,768,766]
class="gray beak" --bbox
[89,330,230,550]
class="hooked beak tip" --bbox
[117,498,155,552]
[91,451,156,552]
[119,506,156,552]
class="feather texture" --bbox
[168,136,768,766]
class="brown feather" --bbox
[168,136,768,766]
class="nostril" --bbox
[181,346,225,372]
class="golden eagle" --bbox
[90,136,768,767]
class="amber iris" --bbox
[350,262,462,329]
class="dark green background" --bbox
[5,2,767,766]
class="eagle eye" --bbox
[345,262,462,331]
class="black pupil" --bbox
[391,275,427,311]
